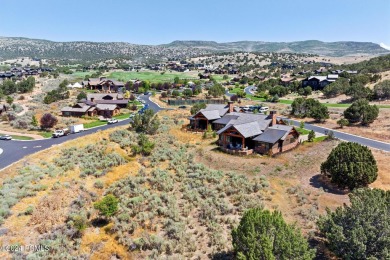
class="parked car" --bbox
[0,135,12,140]
[259,106,269,112]
[178,105,187,109]
[107,118,119,124]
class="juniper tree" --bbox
[232,208,315,260]
[318,188,390,260]
[320,142,378,189]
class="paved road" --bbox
[0,94,163,171]
[280,118,390,152]
[225,86,255,98]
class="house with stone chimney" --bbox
[189,102,300,156]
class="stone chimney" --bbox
[90,97,95,103]
[228,101,234,113]
[270,110,277,126]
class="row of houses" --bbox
[61,93,127,117]
[189,102,300,156]
[0,67,54,80]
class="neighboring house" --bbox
[86,93,129,108]
[302,74,339,90]
[61,103,120,117]
[280,77,296,86]
[0,104,7,115]
[96,104,120,117]
[86,78,125,92]
[189,102,233,130]
[61,103,97,117]
[189,103,300,156]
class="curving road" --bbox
[0,94,163,171]
[280,118,390,152]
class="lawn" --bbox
[107,71,197,83]
[113,113,131,120]
[296,128,311,135]
[37,131,53,138]
[83,120,107,129]
[229,87,245,94]
[71,71,97,79]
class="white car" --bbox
[259,107,269,112]
[107,119,119,124]
[0,135,12,140]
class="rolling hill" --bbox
[0,36,388,61]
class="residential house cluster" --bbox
[61,93,126,117]
[0,67,54,81]
[189,102,300,156]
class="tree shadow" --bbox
[91,218,109,227]
[309,174,348,195]
[210,251,234,260]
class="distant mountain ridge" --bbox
[0,36,388,61]
[164,40,390,56]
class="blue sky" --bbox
[1,0,389,47]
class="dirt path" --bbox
[0,130,44,140]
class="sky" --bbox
[1,0,390,48]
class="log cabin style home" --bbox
[84,78,125,93]
[61,103,120,117]
[189,102,300,156]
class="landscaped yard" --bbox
[83,120,107,129]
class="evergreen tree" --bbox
[232,208,315,260]
[344,99,379,125]
[130,109,160,135]
[318,188,390,260]
[308,130,315,142]
[320,142,378,189]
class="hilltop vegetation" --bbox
[0,37,388,62]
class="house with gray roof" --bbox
[188,102,233,130]
[86,78,125,93]
[302,74,339,90]
[189,103,300,156]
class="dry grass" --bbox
[80,227,132,260]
